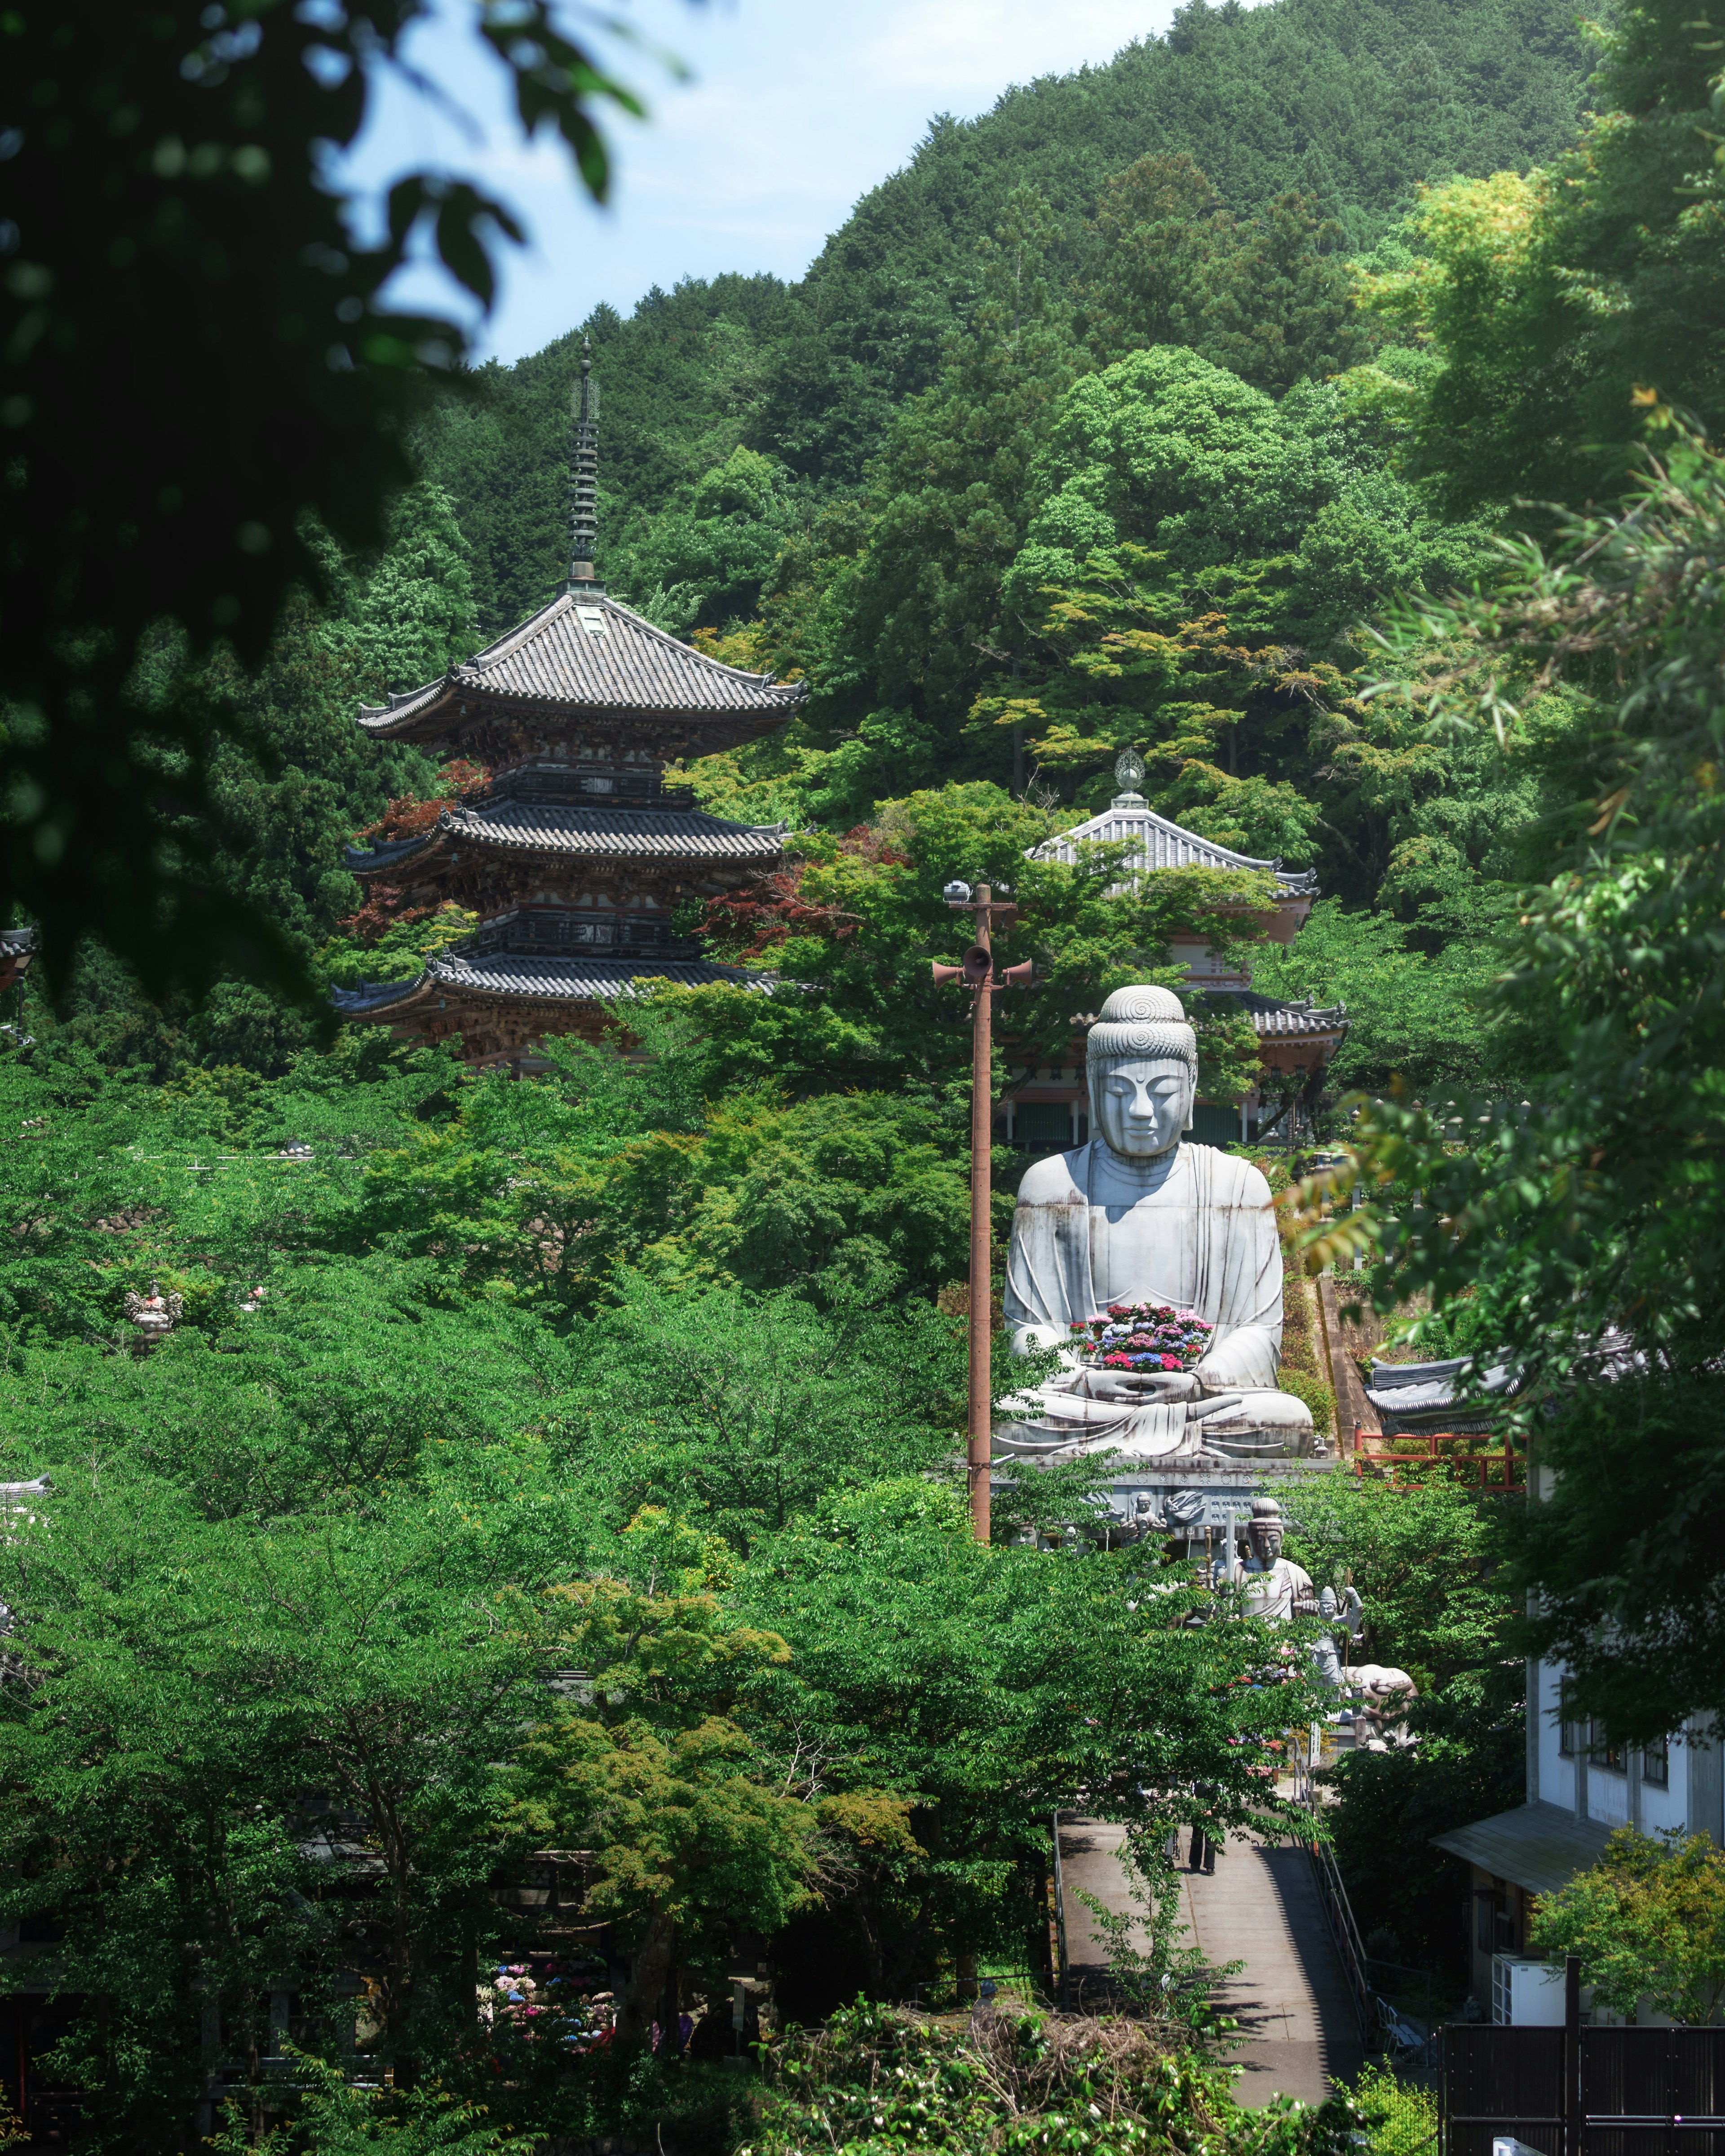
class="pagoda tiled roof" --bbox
[332,952,769,1017]
[1031,800,1318,897]
[356,588,805,732]
[346,795,787,876]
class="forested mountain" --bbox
[21,0,1649,1097]
[418,0,1598,637]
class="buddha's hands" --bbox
[1085,1371,1241,1421]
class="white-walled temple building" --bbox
[1434,1448,1724,2016]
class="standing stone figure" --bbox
[996,985,1314,1463]
[1310,1586,1345,1688]
[1229,1496,1317,1619]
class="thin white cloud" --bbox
[345,0,1188,361]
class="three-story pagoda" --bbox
[335,342,801,1069]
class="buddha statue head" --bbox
[1247,1495,1286,1564]
[1086,985,1197,1159]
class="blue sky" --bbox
[346,0,1183,366]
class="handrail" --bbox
[1309,1817,1375,2043]
[1293,1729,1374,2045]
[1051,1810,1070,2009]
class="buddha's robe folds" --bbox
[999,1140,1312,1458]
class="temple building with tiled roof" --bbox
[0,925,35,998]
[1006,752,1347,1151]
[335,340,801,1069]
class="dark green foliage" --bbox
[416,278,805,636]
[1515,1377,1725,1749]
[745,0,1596,489]
[0,0,641,1007]
[0,1016,1343,2139]
[411,0,1597,620]
[1284,1472,1524,1982]
[1322,1716,1525,1980]
[1199,194,1368,395]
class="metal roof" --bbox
[332,952,768,1016]
[1366,1355,1519,1417]
[1432,1802,1613,1897]
[1031,800,1318,897]
[356,588,805,731]
[346,798,787,875]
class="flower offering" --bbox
[1067,1300,1213,1372]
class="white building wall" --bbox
[1535,1657,1575,1812]
[1638,1754,1689,1836]
[1536,1651,1701,1836]
[1588,1768,1630,1829]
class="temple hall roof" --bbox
[357,589,805,734]
[346,795,787,877]
[332,951,768,1019]
[1215,990,1349,1041]
[1031,800,1318,897]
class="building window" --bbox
[1642,1734,1670,1788]
[1588,1720,1624,1773]
[1474,1883,1517,1954]
[1559,1684,1585,1758]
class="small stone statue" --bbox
[1310,1586,1345,1688]
[995,985,1314,1464]
[1350,1662,1417,1743]
[124,1281,182,1340]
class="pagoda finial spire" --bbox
[567,334,602,592]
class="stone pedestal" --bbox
[996,1452,1341,1555]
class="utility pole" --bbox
[934,881,1031,1543]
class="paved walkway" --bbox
[1180,1829,1364,2105]
[1057,1817,1363,2108]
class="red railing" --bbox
[1350,1427,1525,1491]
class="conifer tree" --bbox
[828,189,1080,784]
[1200,191,1368,394]
[1082,153,1232,363]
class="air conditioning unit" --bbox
[1492,1954,1566,2026]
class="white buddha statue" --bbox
[995,985,1314,1465]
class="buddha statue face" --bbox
[1091,1056,1193,1159]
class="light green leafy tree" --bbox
[1357,0,1725,512]
[1531,1829,1725,2025]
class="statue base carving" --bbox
[996,1452,1340,1554]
